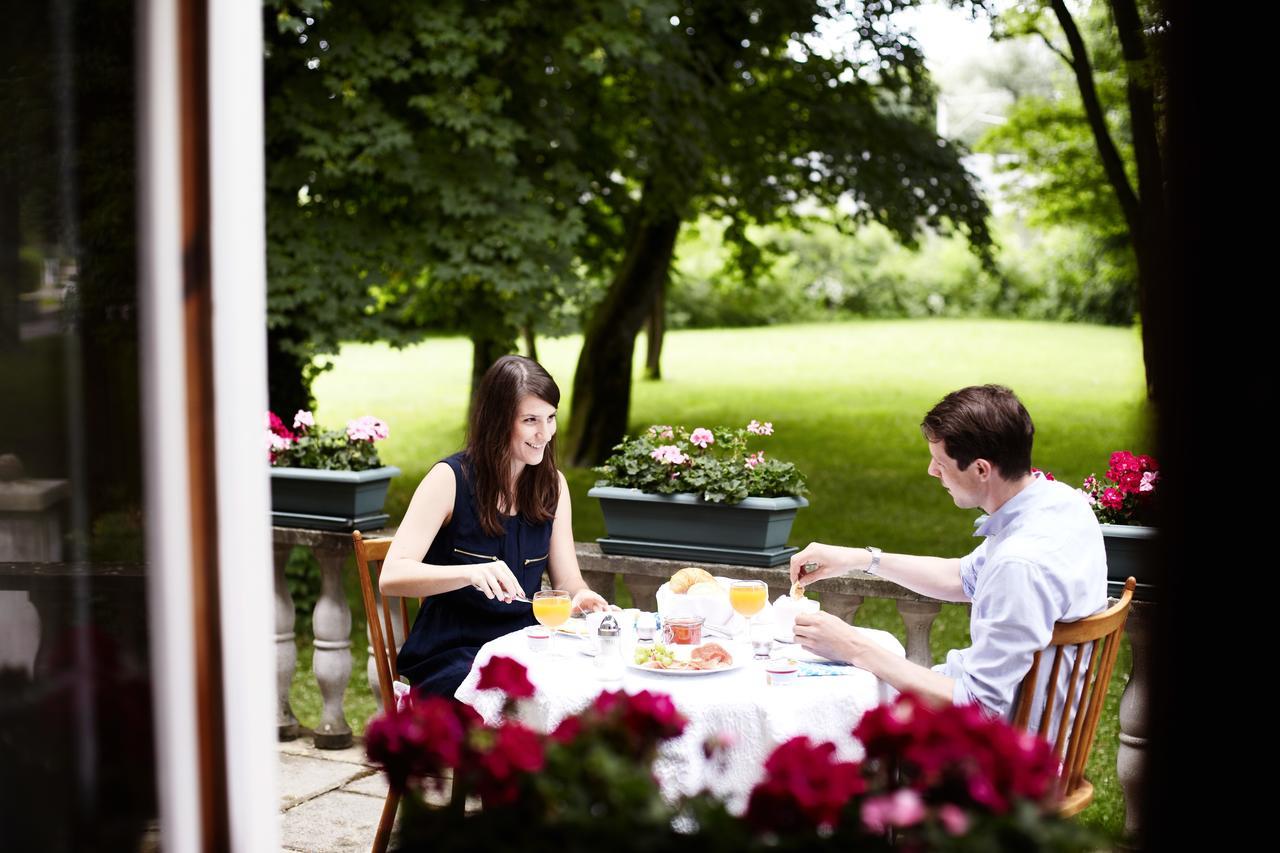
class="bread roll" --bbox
[669,567,716,593]
[686,580,723,597]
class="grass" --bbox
[290,318,1149,841]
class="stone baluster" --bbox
[580,569,617,604]
[311,548,352,749]
[273,542,301,740]
[623,573,664,611]
[821,592,864,625]
[1116,602,1151,851]
[895,600,942,667]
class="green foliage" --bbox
[669,215,1135,328]
[594,423,805,503]
[264,0,997,410]
[976,0,1139,322]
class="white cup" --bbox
[773,595,820,643]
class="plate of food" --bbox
[555,618,592,639]
[628,642,740,676]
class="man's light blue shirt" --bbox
[932,474,1108,731]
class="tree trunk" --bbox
[565,213,681,466]
[469,327,517,404]
[1107,0,1166,400]
[522,324,538,363]
[644,276,665,380]
[266,326,313,417]
[1051,0,1163,399]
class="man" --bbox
[791,384,1107,729]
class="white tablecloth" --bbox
[455,626,904,812]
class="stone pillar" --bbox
[623,573,663,611]
[311,548,352,748]
[0,473,68,674]
[822,592,864,625]
[895,600,942,667]
[1117,602,1151,851]
[273,543,301,740]
[580,569,616,605]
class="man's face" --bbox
[927,439,984,509]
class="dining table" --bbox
[454,617,906,812]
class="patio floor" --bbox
[278,736,389,853]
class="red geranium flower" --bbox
[477,655,536,699]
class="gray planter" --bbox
[588,485,808,567]
[270,466,400,532]
[1101,523,1156,600]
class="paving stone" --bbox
[278,752,370,810]
[280,789,386,853]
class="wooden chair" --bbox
[352,531,412,853]
[1011,576,1136,817]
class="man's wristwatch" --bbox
[864,546,882,576]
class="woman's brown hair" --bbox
[465,355,561,536]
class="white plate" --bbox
[626,657,743,677]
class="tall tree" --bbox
[263,1,616,409]
[561,1,993,464]
[264,1,991,451]
[987,0,1170,396]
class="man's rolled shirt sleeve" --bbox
[933,557,1057,718]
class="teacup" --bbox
[773,595,819,643]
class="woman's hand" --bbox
[468,560,525,602]
[571,588,610,614]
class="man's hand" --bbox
[792,611,866,665]
[789,542,857,588]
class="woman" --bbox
[380,355,609,697]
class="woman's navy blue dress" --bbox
[397,453,552,697]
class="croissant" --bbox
[669,567,716,593]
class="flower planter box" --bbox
[270,466,400,532]
[1100,523,1156,600]
[588,485,808,567]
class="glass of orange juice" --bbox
[532,589,573,655]
[730,580,767,639]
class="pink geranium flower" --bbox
[346,415,390,442]
[747,420,774,436]
[745,451,765,470]
[861,789,926,833]
[293,409,315,431]
[689,428,714,448]
[650,445,688,465]
[938,804,969,835]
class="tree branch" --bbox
[1049,0,1140,236]
[1030,27,1072,66]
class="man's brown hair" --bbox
[920,385,1034,480]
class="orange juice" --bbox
[532,595,572,628]
[729,583,767,617]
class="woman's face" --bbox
[510,395,556,469]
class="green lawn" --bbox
[290,318,1149,841]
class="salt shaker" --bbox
[635,612,657,646]
[594,614,623,681]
